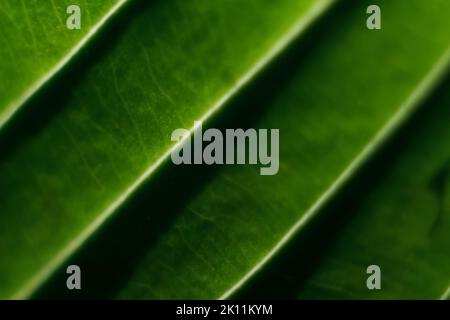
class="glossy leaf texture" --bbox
[34,0,450,299]
[1,0,450,300]
[0,0,127,127]
[0,0,333,299]
[100,0,450,299]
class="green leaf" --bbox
[0,0,333,299]
[107,0,450,299]
[294,84,450,299]
[241,81,450,299]
[0,0,128,128]
[2,0,450,301]
[35,0,450,299]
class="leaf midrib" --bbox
[0,0,130,130]
[12,0,336,300]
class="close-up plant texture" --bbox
[0,0,449,300]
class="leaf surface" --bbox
[237,80,450,300]
[114,0,450,299]
[0,0,333,299]
[36,0,450,299]
[0,0,128,128]
[296,81,450,299]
